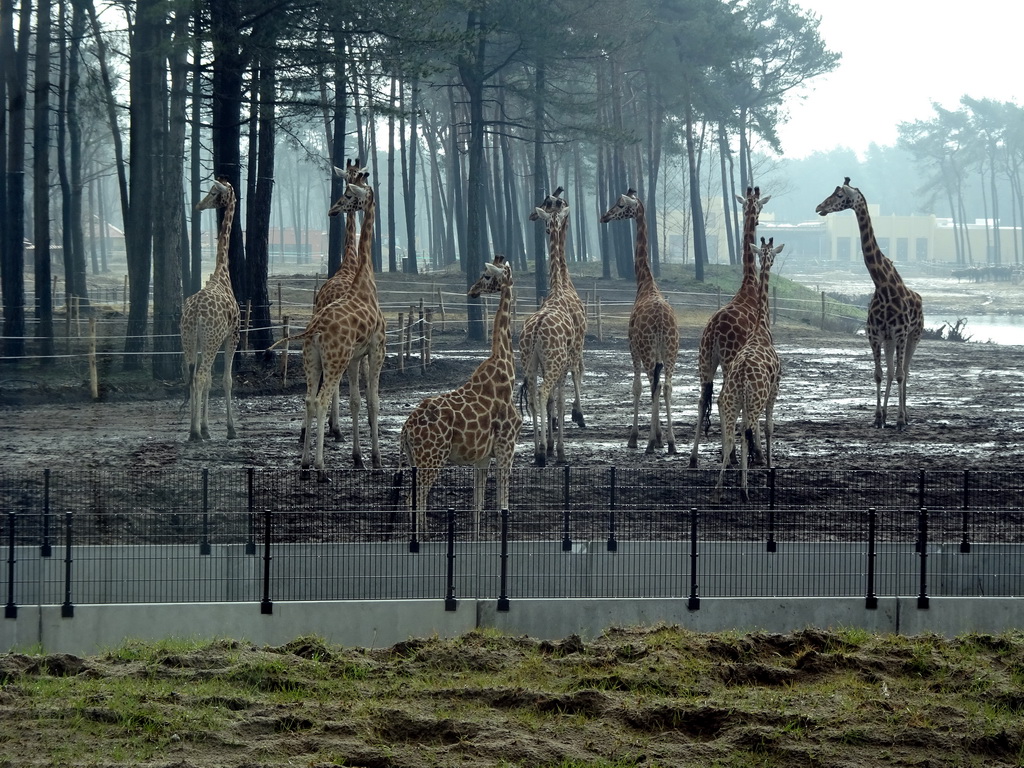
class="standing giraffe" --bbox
[815,178,924,430]
[180,178,240,441]
[689,186,770,467]
[271,170,386,477]
[519,188,587,465]
[397,255,521,535]
[713,237,784,502]
[600,188,679,454]
[307,159,365,443]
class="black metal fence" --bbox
[2,467,1023,615]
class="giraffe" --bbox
[270,170,386,478]
[815,178,924,430]
[397,255,521,536]
[180,177,240,441]
[306,159,365,443]
[688,186,770,467]
[600,188,679,454]
[713,237,784,503]
[519,188,587,466]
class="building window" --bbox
[916,238,928,262]
[837,237,852,263]
[896,237,909,263]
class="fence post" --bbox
[917,508,930,609]
[397,313,405,373]
[5,512,16,618]
[918,469,926,510]
[260,507,273,615]
[41,468,52,557]
[687,508,700,610]
[408,467,420,553]
[960,469,971,553]
[444,508,457,611]
[865,508,878,609]
[245,468,256,555]
[607,467,617,552]
[62,512,74,618]
[424,308,433,368]
[200,468,211,555]
[497,507,510,611]
[88,317,99,400]
[820,291,826,330]
[280,316,290,389]
[561,466,572,552]
[766,467,777,552]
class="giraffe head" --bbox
[735,186,770,225]
[328,170,372,216]
[196,177,234,211]
[815,177,862,216]
[468,254,512,298]
[599,188,641,223]
[529,187,569,234]
[757,236,785,274]
[333,158,367,186]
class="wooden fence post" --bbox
[596,295,603,342]
[88,317,99,400]
[437,286,446,331]
[821,291,826,330]
[424,308,432,367]
[397,312,405,373]
[281,316,290,388]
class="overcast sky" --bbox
[773,0,1021,160]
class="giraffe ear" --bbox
[735,194,745,205]
[333,166,345,178]
[211,179,228,194]
[773,243,785,255]
[760,194,771,206]
[485,262,503,277]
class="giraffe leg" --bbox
[555,378,567,464]
[870,335,885,428]
[414,466,440,538]
[629,362,642,450]
[646,363,664,454]
[897,335,919,430]
[529,375,546,467]
[199,357,214,441]
[313,384,335,482]
[880,339,897,430]
[739,419,751,504]
[713,395,738,503]
[187,348,205,441]
[222,332,238,440]
[689,380,712,467]
[346,356,365,470]
[663,371,677,454]
[365,343,384,469]
[328,380,343,442]
[570,365,586,428]
[300,349,322,478]
[473,465,488,536]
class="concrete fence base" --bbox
[3,597,1021,656]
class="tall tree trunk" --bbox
[402,74,419,275]
[386,76,397,272]
[122,0,159,369]
[187,0,202,295]
[458,11,487,340]
[448,86,466,271]
[718,122,736,266]
[33,0,54,360]
[1,0,29,357]
[531,61,548,301]
[645,87,663,277]
[67,0,87,302]
[685,101,708,282]
[246,45,275,354]
[151,4,187,380]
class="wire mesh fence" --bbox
[2,467,1022,613]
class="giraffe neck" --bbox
[338,208,358,279]
[548,220,572,296]
[488,279,515,376]
[739,198,759,293]
[351,192,377,291]
[758,262,773,336]
[632,200,656,298]
[211,194,236,289]
[853,197,900,290]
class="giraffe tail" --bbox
[180,318,203,410]
[517,377,532,417]
[650,362,663,396]
[699,382,713,436]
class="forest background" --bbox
[1,0,1020,382]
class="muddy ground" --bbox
[1,269,1023,516]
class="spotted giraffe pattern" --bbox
[714,237,784,503]
[689,186,770,467]
[397,255,522,535]
[271,171,386,477]
[519,188,586,465]
[600,189,679,454]
[181,178,240,441]
[816,178,924,430]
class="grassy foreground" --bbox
[2,626,1023,767]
